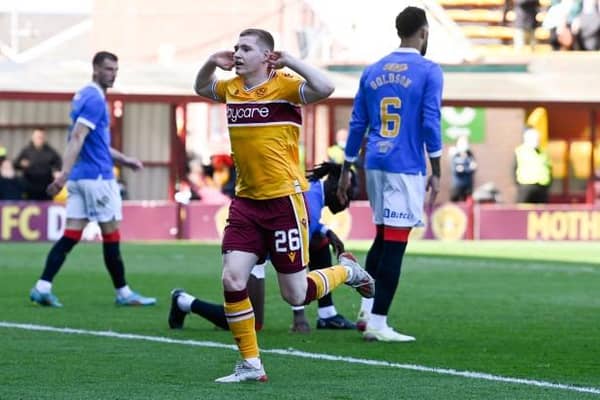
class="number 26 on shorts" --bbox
[274,229,301,252]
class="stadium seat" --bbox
[440,0,552,56]
[461,26,550,41]
[438,0,505,8]
[445,9,547,25]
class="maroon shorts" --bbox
[222,193,310,274]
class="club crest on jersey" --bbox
[287,251,296,262]
[255,87,267,97]
[301,218,307,227]
[383,63,408,72]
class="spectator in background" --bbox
[511,0,541,50]
[176,157,229,204]
[544,0,583,50]
[14,128,62,200]
[572,0,600,50]
[0,144,7,164]
[450,136,477,202]
[182,157,205,201]
[327,128,348,164]
[211,154,236,198]
[0,158,25,200]
[513,127,552,203]
[327,128,366,189]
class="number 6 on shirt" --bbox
[379,97,402,138]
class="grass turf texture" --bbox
[0,241,599,399]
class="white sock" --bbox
[176,292,195,312]
[116,285,133,298]
[318,305,337,319]
[245,357,261,369]
[291,305,305,311]
[35,280,52,294]
[361,297,374,314]
[368,313,387,330]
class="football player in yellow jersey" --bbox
[193,28,375,383]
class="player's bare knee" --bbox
[222,271,247,292]
[281,291,305,306]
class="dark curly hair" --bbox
[306,162,359,214]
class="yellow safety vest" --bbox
[515,145,552,186]
[327,145,345,165]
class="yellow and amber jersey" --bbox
[210,70,309,200]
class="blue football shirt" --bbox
[345,48,444,174]
[68,83,114,180]
[305,180,326,238]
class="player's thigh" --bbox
[382,173,426,228]
[65,181,88,221]
[365,169,385,224]
[222,197,269,263]
[266,193,310,274]
[65,218,89,230]
[98,220,120,234]
[94,180,122,223]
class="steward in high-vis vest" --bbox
[513,127,552,203]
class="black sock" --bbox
[103,242,127,289]
[365,225,384,277]
[40,236,79,282]
[372,240,407,316]
[191,299,229,330]
[318,293,334,309]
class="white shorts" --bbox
[366,169,426,228]
[65,179,122,222]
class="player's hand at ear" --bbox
[267,51,289,69]
[326,230,345,257]
[211,51,235,71]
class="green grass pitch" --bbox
[0,241,599,399]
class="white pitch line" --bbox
[1,321,599,395]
